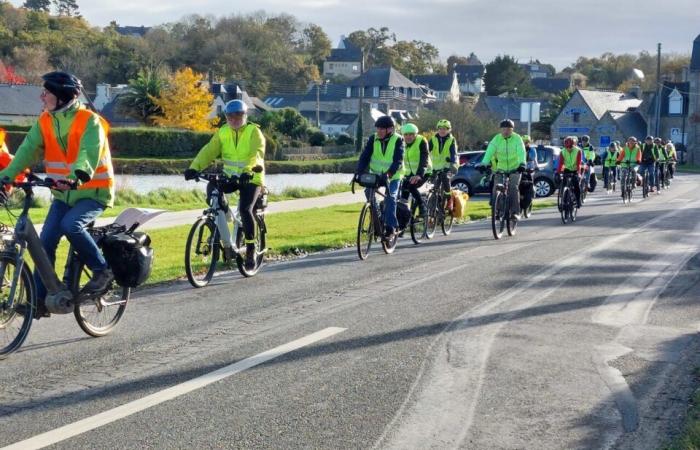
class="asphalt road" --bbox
[2,173,700,450]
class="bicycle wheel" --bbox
[185,218,220,288]
[491,192,505,240]
[580,179,587,204]
[72,262,129,337]
[381,232,398,254]
[561,187,570,224]
[568,190,578,222]
[0,255,34,359]
[425,192,438,239]
[409,201,426,245]
[441,204,454,236]
[507,212,517,236]
[357,203,373,260]
[236,214,266,277]
[642,172,649,198]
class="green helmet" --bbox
[436,119,451,130]
[401,123,419,135]
[522,135,531,143]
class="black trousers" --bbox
[239,183,261,242]
[400,177,425,205]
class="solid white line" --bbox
[2,327,347,450]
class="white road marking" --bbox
[1,327,347,450]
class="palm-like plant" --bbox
[118,68,167,125]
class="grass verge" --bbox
[112,157,358,175]
[662,378,700,450]
[677,164,700,174]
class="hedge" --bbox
[6,131,27,151]
[112,158,357,175]
[109,128,212,158]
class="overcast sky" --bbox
[10,0,700,70]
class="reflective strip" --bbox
[45,161,69,169]
[91,172,112,180]
[223,160,247,168]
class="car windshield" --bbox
[536,147,550,164]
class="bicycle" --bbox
[618,163,636,205]
[0,176,149,358]
[353,173,399,260]
[557,172,579,224]
[579,165,590,204]
[603,166,617,193]
[185,170,267,287]
[425,169,454,237]
[484,168,518,240]
[658,161,670,190]
[406,190,428,245]
[519,168,536,218]
[639,164,651,198]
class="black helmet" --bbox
[499,119,515,128]
[645,135,654,141]
[41,71,83,103]
[581,135,590,142]
[374,116,395,129]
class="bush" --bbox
[308,129,327,146]
[289,140,304,148]
[1,124,31,132]
[109,127,213,158]
[335,133,353,146]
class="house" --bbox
[115,26,151,37]
[641,81,691,148]
[347,66,423,113]
[593,111,648,149]
[323,36,362,80]
[531,77,571,95]
[94,83,129,111]
[413,72,460,103]
[550,89,643,147]
[0,84,43,126]
[520,62,553,79]
[688,34,700,163]
[208,82,269,117]
[453,62,485,95]
[474,95,550,135]
[99,96,142,127]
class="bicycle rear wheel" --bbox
[72,262,129,337]
[561,187,570,224]
[441,205,454,236]
[568,190,578,222]
[185,218,219,288]
[409,201,426,245]
[357,203,373,260]
[425,192,438,239]
[0,255,34,359]
[491,192,505,240]
[235,214,266,277]
[642,173,649,198]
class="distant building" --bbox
[413,72,460,103]
[0,84,43,126]
[453,63,485,95]
[474,95,550,135]
[531,77,571,95]
[641,81,691,149]
[520,62,553,79]
[347,66,423,114]
[323,36,362,80]
[94,83,129,111]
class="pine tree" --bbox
[151,68,216,132]
[22,0,52,12]
[55,0,80,17]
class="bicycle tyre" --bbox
[0,255,35,359]
[569,189,578,222]
[642,172,649,198]
[491,192,505,240]
[561,187,570,224]
[441,207,454,236]
[235,214,266,277]
[409,201,426,245]
[357,203,373,260]
[425,192,438,239]
[73,262,129,338]
[185,218,219,288]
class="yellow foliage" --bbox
[151,68,216,132]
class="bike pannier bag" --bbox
[358,173,379,188]
[102,231,154,288]
[397,200,411,229]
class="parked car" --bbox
[450,145,560,198]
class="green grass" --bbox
[268,182,350,201]
[662,386,700,450]
[677,164,700,173]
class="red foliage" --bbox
[0,61,27,84]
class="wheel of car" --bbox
[534,177,554,197]
[451,179,472,196]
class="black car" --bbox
[450,145,560,198]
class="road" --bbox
[2,174,700,449]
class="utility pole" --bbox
[655,42,662,137]
[355,48,365,152]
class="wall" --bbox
[689,69,700,163]
[0,114,36,126]
[550,91,599,145]
[323,61,361,79]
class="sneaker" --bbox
[510,213,521,221]
[383,227,395,239]
[82,268,114,295]
[245,243,256,271]
[222,246,235,262]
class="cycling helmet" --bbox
[224,99,248,114]
[42,71,82,103]
[653,137,662,143]
[563,137,575,148]
[499,119,515,128]
[374,115,395,129]
[645,135,654,141]
[522,134,531,143]
[401,123,419,135]
[581,135,590,142]
[436,119,452,129]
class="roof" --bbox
[577,89,642,120]
[348,66,419,89]
[479,96,550,120]
[302,84,351,102]
[606,111,647,140]
[262,94,305,109]
[646,82,690,117]
[0,84,43,116]
[413,74,456,92]
[100,95,142,127]
[324,113,357,126]
[326,38,362,62]
[532,78,570,94]
[453,64,485,82]
[691,34,700,72]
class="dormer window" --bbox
[669,88,683,115]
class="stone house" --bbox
[323,36,362,80]
[641,81,691,149]
[686,34,700,163]
[413,72,460,103]
[0,84,44,126]
[474,95,550,135]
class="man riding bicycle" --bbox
[185,99,265,271]
[580,135,597,192]
[654,137,669,189]
[356,116,405,238]
[429,119,458,208]
[616,136,642,192]
[557,137,583,208]
[639,135,659,194]
[480,119,526,220]
[399,123,430,217]
[0,71,116,318]
[603,142,620,193]
[665,140,677,178]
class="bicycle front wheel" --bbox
[568,189,578,222]
[491,192,505,240]
[357,203,373,260]
[441,205,454,236]
[561,187,570,224]
[0,255,34,359]
[409,201,426,245]
[425,193,438,239]
[235,214,266,277]
[73,262,129,337]
[185,218,220,288]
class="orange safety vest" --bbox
[38,110,114,190]
[0,128,7,154]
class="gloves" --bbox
[378,173,389,186]
[517,164,526,173]
[184,168,198,180]
[222,176,239,194]
[239,172,252,185]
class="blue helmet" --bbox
[224,99,247,115]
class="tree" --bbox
[0,60,27,84]
[22,0,52,12]
[151,68,215,131]
[484,55,536,97]
[55,0,80,17]
[301,24,331,71]
[119,68,167,125]
[533,89,573,139]
[416,102,499,150]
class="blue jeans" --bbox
[639,162,656,188]
[36,199,107,301]
[365,179,400,230]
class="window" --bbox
[352,65,359,72]
[373,86,379,98]
[346,87,352,98]
[669,89,683,115]
[329,63,334,69]
[572,112,580,123]
[536,147,549,164]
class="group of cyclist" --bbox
[603,135,677,195]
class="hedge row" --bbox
[109,128,212,158]
[110,158,357,175]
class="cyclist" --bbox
[639,135,658,193]
[185,99,265,270]
[665,140,677,178]
[429,119,458,208]
[556,136,583,208]
[654,137,669,190]
[0,71,116,317]
[480,119,526,220]
[602,142,619,194]
[523,135,538,170]
[399,123,430,217]
[616,136,642,195]
[520,134,537,208]
[580,135,597,192]
[356,115,405,238]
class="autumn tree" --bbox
[0,60,27,84]
[151,67,215,131]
